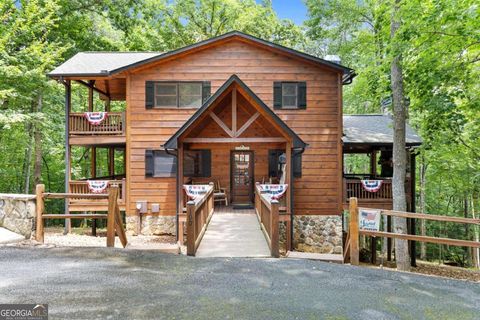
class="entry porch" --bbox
[163,75,307,254]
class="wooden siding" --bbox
[126,39,342,217]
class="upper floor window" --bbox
[145,81,211,109]
[273,81,307,110]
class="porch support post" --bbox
[177,143,184,244]
[64,79,71,234]
[286,142,292,230]
[370,149,377,177]
[410,150,417,267]
[88,81,97,179]
[108,147,115,177]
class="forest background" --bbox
[0,0,478,267]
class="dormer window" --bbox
[273,81,307,110]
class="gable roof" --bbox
[48,52,162,78]
[343,114,422,146]
[163,74,308,149]
[48,31,355,83]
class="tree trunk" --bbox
[390,0,410,271]
[33,93,43,187]
[419,155,427,260]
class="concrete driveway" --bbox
[0,247,478,319]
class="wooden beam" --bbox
[75,80,110,99]
[359,208,480,225]
[64,80,71,234]
[88,80,94,112]
[209,112,234,137]
[91,147,97,178]
[232,87,237,135]
[360,230,480,248]
[285,142,292,215]
[235,112,260,137]
[183,137,286,143]
[177,143,184,244]
[349,197,360,265]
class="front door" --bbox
[231,151,254,204]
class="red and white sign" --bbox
[258,184,288,201]
[183,184,212,200]
[87,180,109,193]
[361,180,383,192]
[84,112,108,125]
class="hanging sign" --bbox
[235,145,250,150]
[361,180,383,192]
[258,184,288,201]
[359,209,381,231]
[87,180,109,193]
[84,112,108,125]
[183,184,212,200]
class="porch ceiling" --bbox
[163,75,307,149]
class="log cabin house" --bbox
[47,31,421,254]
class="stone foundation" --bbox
[0,194,36,238]
[126,215,176,236]
[293,215,343,254]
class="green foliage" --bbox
[306,0,480,266]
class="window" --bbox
[184,149,211,177]
[146,81,210,109]
[268,149,302,179]
[154,82,202,108]
[273,82,307,109]
[145,150,177,178]
[282,83,297,108]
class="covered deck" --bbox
[342,115,422,210]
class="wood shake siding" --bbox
[126,39,342,217]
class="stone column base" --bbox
[293,215,343,254]
[126,215,176,236]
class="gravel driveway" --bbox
[0,247,478,319]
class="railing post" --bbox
[186,200,196,256]
[349,197,360,265]
[35,184,45,243]
[271,199,280,258]
[106,185,119,247]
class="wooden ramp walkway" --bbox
[195,208,271,258]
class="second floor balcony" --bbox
[68,112,126,145]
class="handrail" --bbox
[346,197,480,265]
[69,111,125,135]
[69,179,125,201]
[35,184,127,248]
[254,183,280,257]
[186,183,214,256]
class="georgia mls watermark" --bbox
[0,304,48,320]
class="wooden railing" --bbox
[344,179,393,201]
[345,197,480,265]
[69,179,125,202]
[186,183,214,256]
[69,112,125,135]
[35,184,127,247]
[254,183,280,258]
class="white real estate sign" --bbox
[359,209,381,231]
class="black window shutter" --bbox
[297,82,307,109]
[268,150,280,177]
[145,81,155,109]
[273,82,282,109]
[201,150,212,177]
[293,153,302,178]
[202,81,211,103]
[145,150,154,177]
